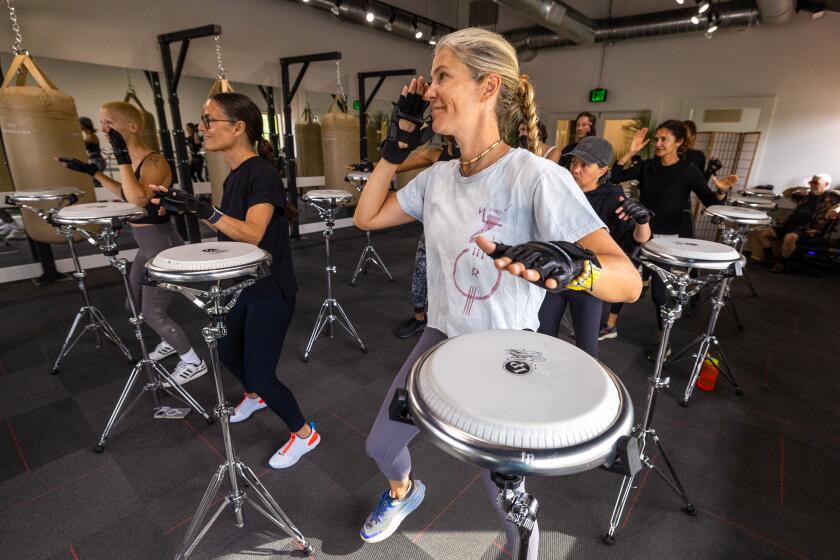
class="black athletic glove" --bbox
[107,129,131,165]
[160,189,221,222]
[705,158,723,179]
[58,157,98,176]
[350,161,374,172]
[620,197,654,225]
[489,240,602,293]
[381,92,434,164]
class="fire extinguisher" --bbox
[696,355,720,392]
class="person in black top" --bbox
[59,102,207,384]
[539,137,652,356]
[152,92,319,470]
[559,111,597,168]
[755,173,840,272]
[611,120,738,354]
[185,122,205,182]
[392,136,460,338]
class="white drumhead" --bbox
[416,330,621,449]
[705,205,769,221]
[345,171,371,183]
[151,242,267,271]
[644,237,740,261]
[303,189,354,202]
[56,202,145,220]
[732,196,776,208]
[6,188,82,202]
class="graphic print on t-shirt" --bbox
[452,205,510,316]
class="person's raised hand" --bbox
[712,174,738,191]
[629,127,649,155]
[616,195,653,224]
[106,129,131,166]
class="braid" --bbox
[518,76,541,156]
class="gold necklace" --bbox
[459,138,503,177]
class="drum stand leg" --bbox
[51,233,132,375]
[303,211,365,362]
[669,276,742,407]
[350,230,394,286]
[95,253,212,453]
[175,316,313,559]
[604,300,695,544]
[739,267,758,297]
[492,473,539,560]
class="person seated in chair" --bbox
[755,173,840,272]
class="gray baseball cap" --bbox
[566,136,614,167]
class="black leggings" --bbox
[218,278,305,432]
[537,290,602,358]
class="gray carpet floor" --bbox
[0,222,837,560]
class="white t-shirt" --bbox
[397,147,605,337]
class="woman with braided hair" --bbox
[353,27,641,554]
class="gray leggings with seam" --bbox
[128,223,191,355]
[365,327,539,558]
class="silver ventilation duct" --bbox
[507,1,761,52]
[493,0,596,44]
[756,0,796,24]
[291,0,454,43]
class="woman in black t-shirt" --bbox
[611,120,737,356]
[153,93,319,470]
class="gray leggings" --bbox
[128,223,191,355]
[365,327,539,558]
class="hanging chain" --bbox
[124,69,135,95]
[214,34,227,80]
[335,60,347,106]
[6,0,25,54]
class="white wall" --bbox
[521,12,840,189]
[5,1,840,189]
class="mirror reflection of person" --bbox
[185,122,205,182]
[59,103,208,384]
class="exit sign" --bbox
[589,88,608,103]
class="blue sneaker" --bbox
[360,479,426,543]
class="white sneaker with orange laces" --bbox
[229,394,268,423]
[269,422,321,469]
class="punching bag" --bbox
[321,96,358,194]
[295,103,323,177]
[123,90,159,151]
[206,79,234,206]
[0,55,97,243]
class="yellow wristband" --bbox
[565,260,601,292]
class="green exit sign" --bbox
[353,99,361,111]
[589,88,608,103]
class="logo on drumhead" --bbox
[504,360,532,375]
[201,248,228,254]
[502,348,544,376]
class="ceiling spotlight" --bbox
[414,18,423,39]
[385,12,394,32]
[302,0,310,3]
[697,1,710,14]
[429,24,437,45]
[675,0,685,4]
[706,10,721,33]
[330,1,341,16]
[691,15,700,24]
[365,2,374,23]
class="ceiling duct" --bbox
[507,1,760,52]
[291,0,455,43]
[756,0,796,23]
[494,0,596,44]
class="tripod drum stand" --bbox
[301,189,366,362]
[146,241,314,559]
[345,171,394,285]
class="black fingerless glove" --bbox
[705,158,723,180]
[350,161,374,172]
[381,92,434,164]
[58,157,98,176]
[489,240,601,293]
[161,189,222,223]
[107,129,131,165]
[620,197,654,225]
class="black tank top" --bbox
[127,153,170,225]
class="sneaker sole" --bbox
[598,332,618,341]
[150,350,177,361]
[230,403,268,424]
[360,482,426,543]
[162,367,207,388]
[268,435,320,470]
